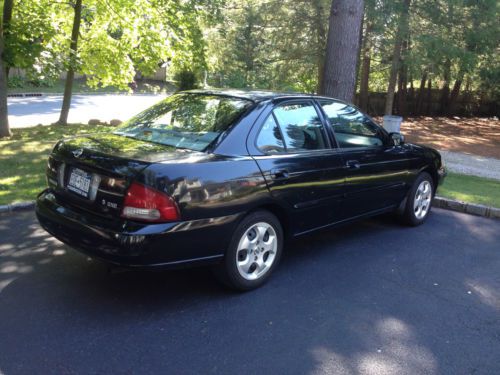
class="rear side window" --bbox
[320,101,385,148]
[256,102,330,153]
[256,115,285,154]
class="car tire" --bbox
[401,172,434,226]
[213,210,283,291]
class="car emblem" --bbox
[72,149,84,158]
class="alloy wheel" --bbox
[414,180,432,219]
[236,222,278,281]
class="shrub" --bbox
[173,69,198,91]
[7,76,25,88]
[27,75,56,88]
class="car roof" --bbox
[185,89,337,103]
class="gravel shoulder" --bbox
[440,150,500,181]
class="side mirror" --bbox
[390,132,405,146]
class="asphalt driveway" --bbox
[0,209,499,374]
[7,94,166,128]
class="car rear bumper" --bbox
[36,189,241,268]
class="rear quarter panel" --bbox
[139,154,272,221]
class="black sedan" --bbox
[36,90,446,290]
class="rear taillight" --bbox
[122,182,180,222]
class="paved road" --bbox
[0,209,499,374]
[7,94,166,128]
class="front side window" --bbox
[320,101,385,148]
[256,102,329,153]
[114,94,252,151]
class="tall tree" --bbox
[397,39,409,115]
[359,13,372,111]
[415,70,427,114]
[384,0,410,115]
[0,0,13,138]
[56,0,82,126]
[55,0,213,123]
[312,0,327,94]
[321,0,364,102]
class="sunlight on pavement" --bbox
[453,213,498,243]
[465,279,500,311]
[0,212,67,297]
[310,348,352,374]
[309,317,438,375]
[0,278,16,294]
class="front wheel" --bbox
[213,210,283,291]
[401,172,434,226]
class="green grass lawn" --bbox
[2,125,500,208]
[8,79,126,94]
[0,124,112,205]
[438,172,500,208]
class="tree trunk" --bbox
[398,70,407,115]
[321,0,364,102]
[397,75,407,116]
[408,74,414,114]
[0,0,14,138]
[57,0,82,126]
[465,75,471,93]
[359,18,371,111]
[439,58,451,115]
[438,2,454,116]
[384,0,411,115]
[447,70,464,116]
[425,77,432,115]
[397,39,408,116]
[317,59,325,95]
[0,36,10,138]
[398,40,409,116]
[312,0,326,94]
[354,12,365,105]
[415,71,427,114]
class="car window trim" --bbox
[336,144,385,152]
[252,147,343,160]
[312,99,339,149]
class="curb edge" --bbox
[433,196,500,219]
[0,201,36,214]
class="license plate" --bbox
[67,168,92,198]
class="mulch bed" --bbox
[377,117,500,159]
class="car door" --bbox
[318,100,411,218]
[249,99,345,234]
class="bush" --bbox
[27,75,56,88]
[173,69,198,91]
[7,76,25,88]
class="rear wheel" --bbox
[401,172,434,226]
[214,210,283,291]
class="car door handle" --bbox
[270,169,289,180]
[346,160,361,169]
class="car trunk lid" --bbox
[46,133,196,218]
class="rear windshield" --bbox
[114,94,253,151]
